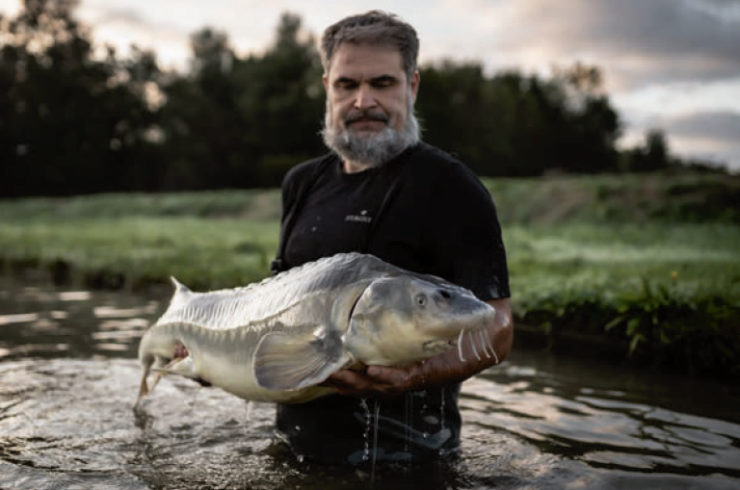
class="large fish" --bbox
[136,252,497,406]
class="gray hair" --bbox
[320,10,420,81]
[321,86,421,168]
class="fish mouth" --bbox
[422,339,455,354]
[173,343,188,360]
[163,342,212,387]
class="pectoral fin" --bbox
[253,327,350,391]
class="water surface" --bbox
[1,277,739,489]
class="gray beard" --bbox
[321,97,421,169]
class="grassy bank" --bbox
[1,172,739,376]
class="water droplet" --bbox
[360,398,371,461]
[441,389,447,430]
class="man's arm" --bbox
[322,297,513,398]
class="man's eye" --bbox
[336,81,358,90]
[372,79,393,88]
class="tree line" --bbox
[0,1,724,198]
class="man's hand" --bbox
[322,297,513,398]
[321,363,425,399]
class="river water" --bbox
[1,277,739,490]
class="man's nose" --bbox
[354,85,377,110]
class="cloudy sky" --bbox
[2,0,739,170]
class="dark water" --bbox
[1,277,739,490]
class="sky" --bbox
[2,0,739,171]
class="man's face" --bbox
[322,43,420,171]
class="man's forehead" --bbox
[327,42,405,78]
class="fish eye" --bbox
[415,294,427,307]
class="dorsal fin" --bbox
[169,277,192,305]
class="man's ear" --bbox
[410,70,420,100]
[322,73,329,91]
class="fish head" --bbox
[345,275,496,366]
[135,325,196,405]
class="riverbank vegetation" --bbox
[1,172,738,377]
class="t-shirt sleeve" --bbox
[274,162,311,273]
[424,162,510,301]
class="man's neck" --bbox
[342,159,374,174]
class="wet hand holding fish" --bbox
[136,253,496,406]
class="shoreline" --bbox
[3,257,737,379]
[2,175,738,377]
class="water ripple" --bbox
[461,357,740,482]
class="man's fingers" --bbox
[319,366,417,397]
[320,369,370,391]
[366,365,397,379]
[366,365,414,388]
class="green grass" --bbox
[0,217,279,290]
[503,223,740,376]
[484,172,740,225]
[0,189,283,221]
[1,172,739,375]
[506,223,740,299]
[0,188,283,288]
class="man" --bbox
[271,10,513,465]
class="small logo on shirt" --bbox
[345,209,372,223]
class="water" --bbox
[1,276,739,489]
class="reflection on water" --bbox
[0,277,164,361]
[464,360,740,489]
[1,277,739,490]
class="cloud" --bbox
[74,1,294,69]
[657,110,740,168]
[77,3,185,37]
[70,3,192,66]
[86,6,148,26]
[466,0,740,91]
[664,110,740,141]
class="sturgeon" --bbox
[136,252,496,406]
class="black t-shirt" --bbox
[273,142,509,464]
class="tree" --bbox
[624,129,671,172]
[415,61,625,177]
[1,6,700,197]
[157,14,324,190]
[551,63,621,173]
[0,0,163,197]
[157,27,245,190]
[233,12,324,186]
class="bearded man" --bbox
[271,10,513,465]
